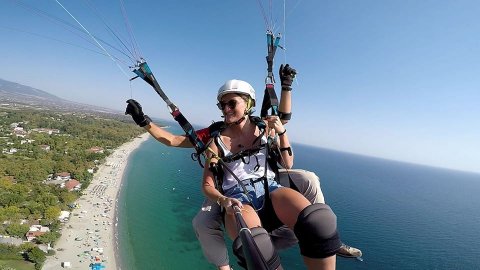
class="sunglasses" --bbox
[217,99,238,110]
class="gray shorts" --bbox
[223,178,281,210]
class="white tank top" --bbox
[216,135,276,191]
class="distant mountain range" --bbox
[0,78,117,113]
[0,78,62,100]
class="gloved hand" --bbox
[279,64,297,91]
[125,99,151,127]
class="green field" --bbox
[0,260,35,270]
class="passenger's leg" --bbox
[192,199,230,269]
[278,169,363,258]
[224,204,261,239]
[271,188,340,270]
[295,203,341,270]
[270,187,310,228]
[271,169,323,251]
[278,169,325,204]
[304,256,336,270]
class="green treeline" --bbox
[0,242,45,270]
[0,108,144,230]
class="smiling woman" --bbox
[203,79,341,270]
[216,79,256,125]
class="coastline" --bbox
[42,133,150,270]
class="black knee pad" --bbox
[232,227,281,270]
[294,203,342,258]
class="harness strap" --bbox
[221,147,264,163]
[132,61,174,107]
[208,120,291,233]
[261,32,281,118]
[260,84,279,118]
[210,117,270,207]
[132,61,206,165]
[208,144,253,204]
[260,135,283,232]
[265,31,281,84]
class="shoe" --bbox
[336,243,362,258]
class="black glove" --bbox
[279,64,297,91]
[125,99,151,127]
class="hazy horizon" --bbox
[1,1,478,174]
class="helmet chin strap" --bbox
[224,110,249,126]
[232,116,246,125]
[224,115,246,126]
[223,99,252,126]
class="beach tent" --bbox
[90,263,105,270]
[61,261,71,268]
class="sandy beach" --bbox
[42,133,150,270]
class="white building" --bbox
[58,211,70,222]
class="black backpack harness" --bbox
[205,116,295,232]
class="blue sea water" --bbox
[118,134,480,270]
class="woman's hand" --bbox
[222,197,243,215]
[264,115,285,134]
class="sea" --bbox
[117,127,480,270]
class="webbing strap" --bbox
[132,61,206,157]
[211,118,269,206]
[233,206,270,270]
[262,31,281,118]
[132,61,173,107]
[260,84,279,117]
[265,31,281,83]
[171,110,204,151]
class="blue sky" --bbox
[1,1,479,174]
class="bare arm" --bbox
[278,64,296,125]
[265,116,294,168]
[279,89,291,125]
[125,99,193,148]
[144,122,193,148]
[276,129,293,169]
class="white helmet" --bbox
[217,79,255,102]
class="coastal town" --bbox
[0,104,146,270]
